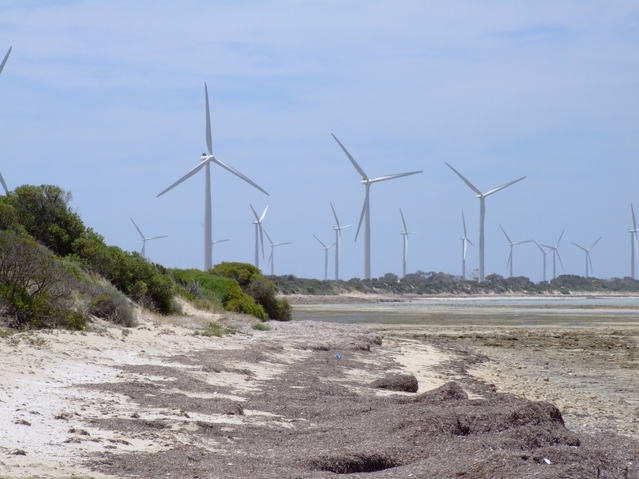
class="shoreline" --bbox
[283,291,639,304]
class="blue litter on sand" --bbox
[335,354,341,360]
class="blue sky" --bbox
[1,1,638,282]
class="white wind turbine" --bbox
[313,235,335,280]
[498,224,532,278]
[263,228,292,276]
[446,163,526,282]
[201,222,229,263]
[130,218,167,260]
[1,46,12,195]
[541,230,565,280]
[332,134,422,280]
[250,205,268,270]
[157,83,269,271]
[533,241,551,283]
[629,204,638,279]
[460,212,473,280]
[571,237,602,279]
[330,203,351,280]
[399,208,414,278]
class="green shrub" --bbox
[252,322,271,331]
[0,231,86,330]
[210,262,292,321]
[172,268,267,321]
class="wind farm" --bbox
[4,5,639,477]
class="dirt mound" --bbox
[371,373,419,392]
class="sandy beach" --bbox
[1,296,638,478]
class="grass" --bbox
[252,322,271,331]
[194,322,236,337]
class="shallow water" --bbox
[292,296,639,327]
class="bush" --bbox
[74,273,136,327]
[210,262,291,321]
[0,231,85,330]
[172,269,267,321]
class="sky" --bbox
[1,1,639,282]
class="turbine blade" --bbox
[484,176,526,197]
[209,157,269,196]
[0,171,8,194]
[354,187,369,241]
[274,242,292,246]
[498,224,512,243]
[590,236,602,250]
[147,235,168,241]
[588,252,594,273]
[462,211,467,237]
[130,217,145,239]
[400,208,408,232]
[507,251,512,269]
[313,235,327,248]
[633,203,637,231]
[267,250,273,267]
[445,163,482,196]
[213,239,230,244]
[533,240,545,253]
[556,229,565,247]
[369,171,422,183]
[466,238,473,246]
[263,227,273,246]
[157,160,207,197]
[260,205,269,222]
[328,243,335,249]
[331,134,368,180]
[571,242,587,252]
[204,82,212,156]
[557,250,564,270]
[513,240,533,245]
[250,204,261,222]
[0,46,11,75]
[540,244,553,249]
[330,202,341,229]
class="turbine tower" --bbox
[330,203,350,280]
[313,235,335,280]
[1,46,12,195]
[332,134,422,280]
[263,228,292,276]
[130,218,167,260]
[541,230,565,280]
[571,238,602,279]
[157,83,269,271]
[460,211,473,280]
[250,205,268,270]
[445,163,526,282]
[533,241,551,283]
[498,224,532,278]
[629,204,638,279]
[399,208,414,278]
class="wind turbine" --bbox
[250,205,268,270]
[629,204,638,279]
[263,228,292,276]
[157,83,269,271]
[130,218,167,260]
[313,235,335,280]
[330,203,351,280]
[399,208,414,278]
[541,230,565,280]
[460,211,473,280]
[498,224,532,278]
[533,241,551,283]
[445,163,526,282]
[201,222,229,263]
[571,237,602,279]
[332,134,422,280]
[0,46,12,195]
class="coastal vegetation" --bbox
[0,184,290,329]
[270,270,639,296]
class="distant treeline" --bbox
[269,271,639,296]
